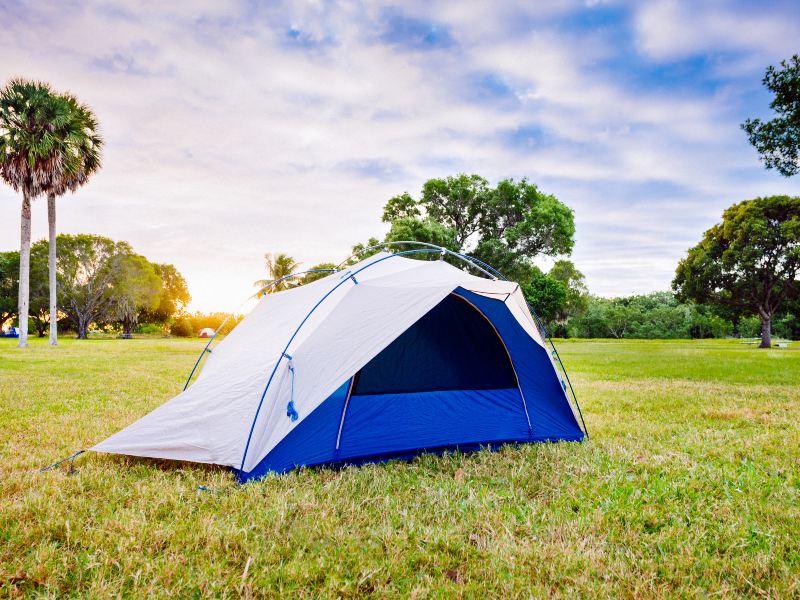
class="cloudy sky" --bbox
[2,0,799,311]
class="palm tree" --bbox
[254,253,300,296]
[0,79,68,348]
[42,93,102,346]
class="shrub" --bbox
[170,318,194,337]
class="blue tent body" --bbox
[244,287,584,481]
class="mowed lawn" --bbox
[1,337,799,597]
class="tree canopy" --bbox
[140,263,191,325]
[372,173,576,321]
[673,196,800,347]
[16,234,189,339]
[108,253,162,336]
[381,175,575,265]
[742,55,800,177]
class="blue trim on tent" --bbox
[239,288,583,482]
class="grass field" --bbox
[2,337,799,597]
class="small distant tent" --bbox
[198,328,216,338]
[2,327,20,338]
[93,251,585,482]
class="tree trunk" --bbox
[77,316,88,340]
[759,312,772,348]
[48,193,58,346]
[17,190,31,348]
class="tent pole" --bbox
[334,377,356,453]
[181,269,340,391]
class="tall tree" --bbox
[480,178,575,259]
[254,253,300,295]
[376,174,575,278]
[55,234,132,339]
[0,79,67,347]
[41,93,103,346]
[742,55,800,177]
[673,196,800,348]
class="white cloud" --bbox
[634,0,800,65]
[1,0,799,311]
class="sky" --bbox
[1,0,799,312]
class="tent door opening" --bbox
[335,292,531,461]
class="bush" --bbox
[170,318,194,337]
[137,323,167,335]
[737,316,761,338]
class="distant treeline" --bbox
[169,312,243,337]
[559,291,799,340]
[0,233,249,339]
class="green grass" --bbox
[1,337,799,597]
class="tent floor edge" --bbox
[238,435,585,484]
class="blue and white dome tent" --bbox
[93,243,588,482]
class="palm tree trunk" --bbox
[47,192,58,346]
[17,190,31,348]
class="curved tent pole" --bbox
[337,241,499,280]
[182,269,340,391]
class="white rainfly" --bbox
[92,253,545,473]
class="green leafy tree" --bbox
[347,237,382,264]
[381,192,420,223]
[0,79,67,347]
[140,263,191,325]
[742,55,800,177]
[385,217,459,258]
[300,263,338,285]
[254,253,300,295]
[548,260,589,335]
[420,174,490,247]
[0,251,19,327]
[29,240,53,337]
[521,268,566,324]
[673,196,800,348]
[55,234,132,339]
[480,178,575,259]
[109,254,162,337]
[375,174,575,279]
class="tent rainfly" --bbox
[92,250,586,482]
